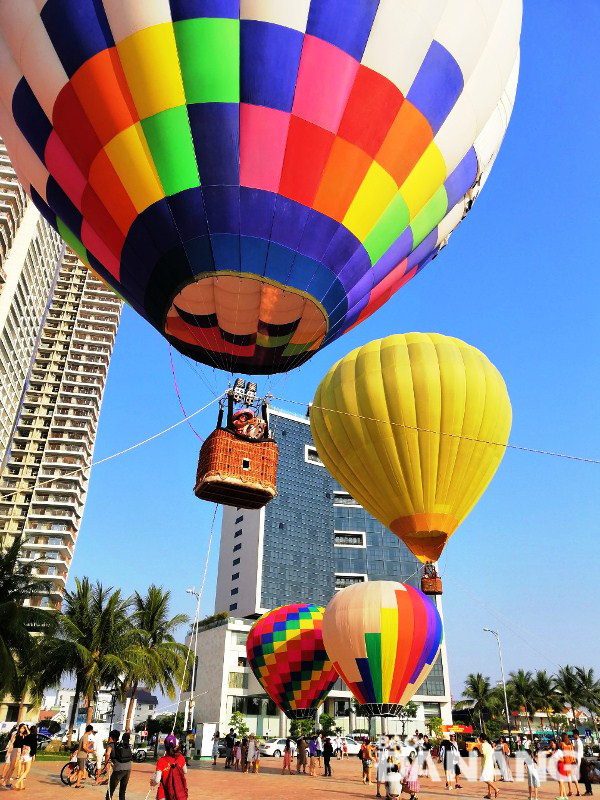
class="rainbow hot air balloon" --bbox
[246,603,337,719]
[322,581,443,716]
[0,1,521,375]
[311,333,512,565]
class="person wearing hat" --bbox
[75,724,95,789]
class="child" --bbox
[403,755,420,800]
[525,751,540,800]
[342,739,348,759]
[387,764,402,800]
[233,741,241,771]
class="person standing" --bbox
[0,726,20,788]
[295,736,307,774]
[93,729,105,785]
[525,751,540,800]
[247,734,259,773]
[404,754,421,800]
[105,731,132,800]
[97,730,118,786]
[13,725,37,791]
[315,733,323,768]
[323,736,333,777]
[211,730,220,766]
[376,736,391,798]
[308,736,317,777]
[479,734,498,799]
[574,731,586,796]
[421,735,432,778]
[562,732,579,797]
[439,733,459,790]
[75,724,95,789]
[281,738,293,775]
[360,737,375,785]
[240,737,249,773]
[150,735,187,800]
[224,728,235,769]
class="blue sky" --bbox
[66,1,600,698]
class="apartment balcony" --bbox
[21,536,73,554]
[23,524,75,542]
[30,567,67,586]
[28,508,79,526]
[19,552,70,569]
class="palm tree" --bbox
[457,673,501,734]
[42,578,133,745]
[555,665,584,729]
[532,669,561,736]
[574,666,600,740]
[121,585,189,731]
[507,669,538,739]
[0,536,54,696]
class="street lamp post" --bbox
[483,628,513,751]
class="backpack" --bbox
[161,759,188,800]
[113,742,133,764]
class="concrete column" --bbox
[278,709,287,738]
[315,704,322,729]
[349,708,357,734]
[381,716,388,735]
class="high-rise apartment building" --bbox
[0,139,122,609]
[189,407,452,738]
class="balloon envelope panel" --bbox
[311,333,512,563]
[0,1,521,374]
[246,603,337,719]
[322,581,443,714]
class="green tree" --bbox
[426,716,443,738]
[457,673,501,735]
[574,666,600,740]
[555,666,584,729]
[41,578,133,746]
[228,710,249,737]
[121,585,189,731]
[319,712,335,735]
[507,669,538,739]
[532,670,561,736]
[0,536,54,696]
[397,700,418,736]
[290,718,313,738]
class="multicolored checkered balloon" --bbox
[246,603,337,720]
[0,1,521,375]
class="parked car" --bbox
[333,736,362,756]
[259,738,297,757]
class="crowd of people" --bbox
[0,723,38,791]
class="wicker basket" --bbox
[421,575,443,595]
[194,428,278,509]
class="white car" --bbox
[259,738,297,757]
[333,736,362,756]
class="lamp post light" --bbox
[483,628,513,751]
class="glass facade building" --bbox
[214,407,451,714]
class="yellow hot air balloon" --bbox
[310,333,511,568]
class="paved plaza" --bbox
[15,757,586,800]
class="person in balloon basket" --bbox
[323,737,334,777]
[150,735,187,800]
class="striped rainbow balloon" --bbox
[322,581,443,717]
[0,1,521,375]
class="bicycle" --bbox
[60,758,98,786]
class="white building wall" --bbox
[214,505,264,617]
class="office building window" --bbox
[229,602,237,611]
[231,696,245,713]
[334,574,366,590]
[234,529,242,538]
[232,572,239,581]
[233,543,241,552]
[304,444,324,466]
[235,515,243,524]
[238,656,247,668]
[232,557,240,566]
[228,672,248,689]
[231,587,238,596]
[334,531,366,547]
[234,631,247,646]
